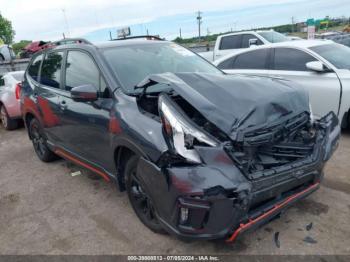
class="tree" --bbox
[12,40,32,54]
[0,13,15,44]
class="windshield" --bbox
[258,31,289,43]
[102,42,222,93]
[310,43,350,70]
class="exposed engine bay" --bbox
[137,91,324,181]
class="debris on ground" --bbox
[303,236,318,244]
[70,171,82,177]
[306,222,313,231]
[274,232,280,248]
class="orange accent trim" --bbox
[55,149,111,182]
[226,182,320,242]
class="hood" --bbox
[137,72,310,140]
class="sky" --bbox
[1,0,349,43]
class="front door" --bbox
[58,50,114,168]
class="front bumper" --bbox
[226,182,320,242]
[136,112,340,241]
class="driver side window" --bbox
[65,51,110,97]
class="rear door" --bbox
[218,48,271,76]
[58,50,113,167]
[269,47,341,118]
[36,51,65,143]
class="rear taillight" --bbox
[15,83,21,100]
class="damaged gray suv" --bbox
[21,37,340,242]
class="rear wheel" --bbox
[125,155,166,234]
[28,118,58,162]
[0,105,18,130]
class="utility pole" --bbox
[291,16,295,33]
[146,29,149,36]
[179,28,182,39]
[196,11,202,43]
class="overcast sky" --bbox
[1,0,349,42]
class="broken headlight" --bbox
[158,94,219,163]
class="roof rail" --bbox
[53,38,93,46]
[112,35,164,41]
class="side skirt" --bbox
[50,145,114,182]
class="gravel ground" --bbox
[0,126,349,255]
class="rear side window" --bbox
[273,48,316,71]
[233,49,269,69]
[65,51,108,96]
[28,54,43,81]
[0,77,4,86]
[241,34,263,48]
[40,52,64,88]
[219,35,242,50]
[217,57,235,70]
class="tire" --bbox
[125,155,166,234]
[0,55,4,62]
[0,105,19,130]
[28,118,58,162]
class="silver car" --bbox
[214,40,350,128]
[0,71,24,130]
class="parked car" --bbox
[20,41,52,58]
[0,44,16,62]
[214,40,350,129]
[20,38,339,241]
[198,30,290,62]
[0,71,24,130]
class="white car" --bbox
[0,44,16,62]
[198,30,290,62]
[0,71,24,130]
[214,40,350,128]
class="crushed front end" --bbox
[136,109,340,241]
[134,73,340,241]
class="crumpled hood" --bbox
[137,72,310,140]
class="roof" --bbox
[266,39,334,48]
[95,39,168,49]
[214,40,335,65]
[219,30,275,37]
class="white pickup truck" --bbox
[199,30,293,62]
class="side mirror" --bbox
[306,61,328,73]
[71,84,98,102]
[249,38,258,47]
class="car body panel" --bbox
[20,40,340,241]
[215,40,350,123]
[0,71,24,118]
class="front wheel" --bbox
[28,118,58,162]
[0,105,18,130]
[125,155,166,234]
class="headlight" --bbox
[309,103,314,123]
[158,94,219,163]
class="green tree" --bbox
[12,40,31,54]
[0,13,15,44]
